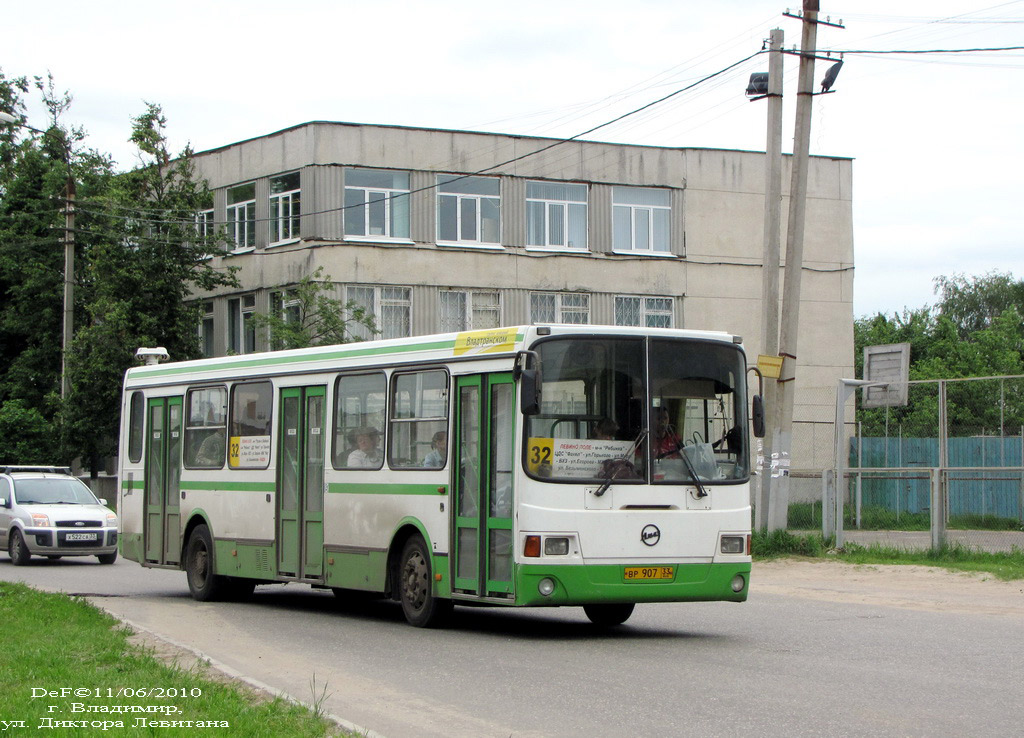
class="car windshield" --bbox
[524,336,749,484]
[14,477,98,505]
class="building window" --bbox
[268,290,301,350]
[612,186,671,253]
[526,181,587,249]
[439,290,501,332]
[228,294,257,354]
[199,301,215,358]
[437,175,500,246]
[195,209,215,240]
[347,285,411,340]
[615,296,674,328]
[269,172,301,245]
[344,169,410,240]
[226,183,256,251]
[530,292,590,324]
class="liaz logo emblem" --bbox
[641,524,661,547]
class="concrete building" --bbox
[189,121,854,473]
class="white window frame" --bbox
[614,295,675,328]
[436,175,501,247]
[612,186,672,255]
[226,183,256,252]
[439,290,502,332]
[228,294,257,354]
[347,285,412,341]
[526,181,588,250]
[529,292,590,325]
[269,172,301,246]
[198,301,215,358]
[344,168,411,242]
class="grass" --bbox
[753,529,1024,581]
[0,582,355,736]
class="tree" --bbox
[251,266,377,350]
[934,271,1024,338]
[0,72,115,463]
[62,103,237,473]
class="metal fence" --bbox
[784,376,1024,553]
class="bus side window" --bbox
[389,370,448,469]
[333,372,387,470]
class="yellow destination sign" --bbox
[453,327,521,356]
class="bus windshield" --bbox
[524,336,749,484]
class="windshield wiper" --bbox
[678,447,709,498]
[593,429,648,497]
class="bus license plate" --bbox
[66,532,97,541]
[624,566,675,581]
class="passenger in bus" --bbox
[422,431,447,468]
[592,418,618,440]
[653,407,682,459]
[347,427,383,468]
[194,430,225,467]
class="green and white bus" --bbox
[118,324,761,627]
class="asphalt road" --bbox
[2,555,1022,737]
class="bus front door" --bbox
[277,386,326,580]
[452,374,515,599]
[144,396,182,565]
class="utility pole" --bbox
[768,0,819,531]
[756,27,784,532]
[62,176,76,399]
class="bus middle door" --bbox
[277,386,326,581]
[452,374,515,600]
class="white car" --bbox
[0,466,118,565]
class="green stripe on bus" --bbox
[131,338,463,378]
[121,479,145,490]
[328,483,445,496]
[179,480,277,492]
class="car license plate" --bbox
[624,566,675,581]
[65,532,97,541]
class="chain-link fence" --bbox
[783,376,1024,553]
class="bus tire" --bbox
[583,602,635,626]
[8,530,31,566]
[185,524,227,601]
[398,536,452,628]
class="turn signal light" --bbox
[524,535,541,557]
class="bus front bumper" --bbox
[515,561,750,607]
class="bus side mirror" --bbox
[752,394,765,438]
[519,369,542,415]
[514,350,542,416]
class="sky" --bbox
[5,0,1023,318]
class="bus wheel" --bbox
[398,536,451,628]
[185,524,226,601]
[583,603,635,626]
[8,530,31,566]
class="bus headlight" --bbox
[730,574,746,592]
[538,578,556,596]
[720,535,745,554]
[544,537,569,556]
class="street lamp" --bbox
[0,110,76,399]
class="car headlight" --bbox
[106,513,117,525]
[31,512,50,527]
